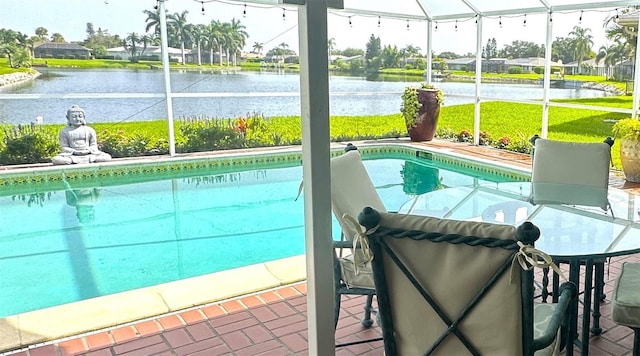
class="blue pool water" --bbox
[0,155,522,317]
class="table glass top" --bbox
[397,182,640,258]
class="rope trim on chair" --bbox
[341,213,378,274]
[512,241,567,283]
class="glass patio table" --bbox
[397,181,640,356]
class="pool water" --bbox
[0,156,521,317]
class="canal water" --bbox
[0,68,611,125]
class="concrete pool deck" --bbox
[2,138,640,355]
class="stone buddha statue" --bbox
[51,105,111,165]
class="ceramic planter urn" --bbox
[407,89,441,142]
[620,138,640,183]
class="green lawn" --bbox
[0,59,633,169]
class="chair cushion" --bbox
[611,262,640,328]
[377,212,524,354]
[331,150,387,242]
[531,139,610,208]
[534,303,561,356]
[331,149,386,280]
[338,254,375,289]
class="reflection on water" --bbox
[0,69,612,124]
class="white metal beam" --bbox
[280,0,340,354]
[632,11,640,119]
[158,0,176,156]
[541,11,553,138]
[473,15,482,146]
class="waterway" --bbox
[0,68,612,125]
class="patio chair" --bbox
[529,136,614,216]
[529,137,614,303]
[330,144,386,329]
[357,207,578,356]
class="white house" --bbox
[105,46,186,63]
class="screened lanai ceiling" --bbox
[245,0,640,20]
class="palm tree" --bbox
[252,42,263,55]
[278,42,289,63]
[139,34,156,57]
[228,18,248,66]
[191,24,207,66]
[568,26,594,74]
[124,32,141,58]
[35,27,48,42]
[50,33,65,43]
[143,9,161,36]
[596,41,632,79]
[327,37,336,66]
[219,22,234,66]
[167,10,192,64]
[205,20,223,66]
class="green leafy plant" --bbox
[400,83,444,128]
[612,118,640,141]
[0,124,58,164]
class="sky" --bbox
[0,0,625,57]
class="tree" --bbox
[228,18,248,66]
[206,20,223,65]
[400,44,421,65]
[380,44,399,68]
[483,38,497,59]
[123,32,141,59]
[437,51,459,60]
[191,24,207,65]
[252,42,263,54]
[139,34,156,57]
[568,26,594,74]
[0,29,31,68]
[338,47,364,57]
[50,33,65,43]
[596,41,630,79]
[167,10,192,65]
[35,27,48,41]
[144,9,161,36]
[365,34,381,73]
[82,26,122,57]
[86,23,95,39]
[498,40,542,59]
[551,36,575,64]
[327,37,336,55]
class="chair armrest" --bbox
[333,240,352,249]
[532,281,578,350]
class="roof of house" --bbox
[564,57,604,67]
[35,42,90,51]
[106,46,186,55]
[445,57,476,65]
[504,57,562,66]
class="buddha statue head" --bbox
[66,105,87,127]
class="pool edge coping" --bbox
[0,255,307,353]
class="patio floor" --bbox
[5,139,640,356]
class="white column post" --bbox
[158,0,176,156]
[473,16,482,146]
[283,0,342,354]
[631,11,640,119]
[541,11,553,138]
[426,20,433,85]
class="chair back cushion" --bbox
[375,212,523,355]
[531,139,610,207]
[330,149,386,241]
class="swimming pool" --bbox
[0,145,529,318]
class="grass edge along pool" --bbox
[0,143,530,354]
